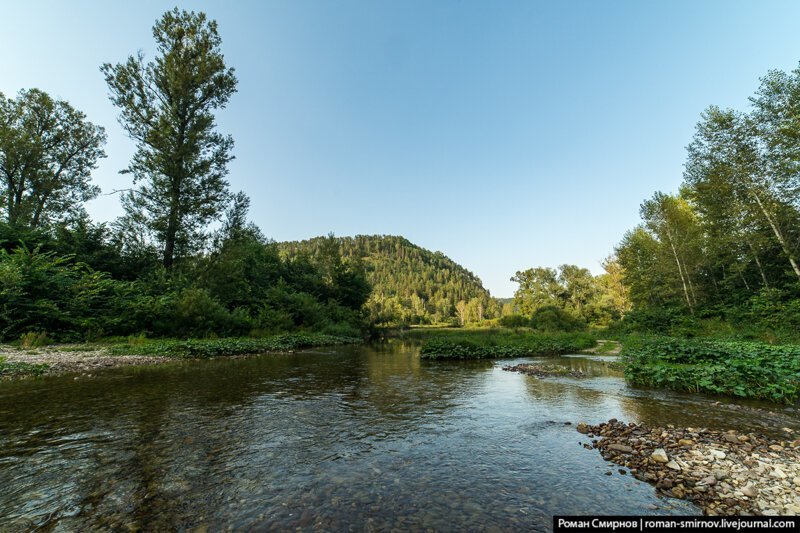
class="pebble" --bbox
[577,419,800,516]
[608,444,633,453]
[723,433,740,444]
[708,449,726,460]
[651,449,669,463]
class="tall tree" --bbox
[102,8,238,269]
[597,255,631,317]
[557,264,596,315]
[639,192,703,311]
[0,89,106,228]
[511,267,561,315]
[685,107,800,281]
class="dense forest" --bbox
[279,235,498,327]
[2,6,800,345]
[502,63,800,341]
[0,9,369,342]
[613,64,800,339]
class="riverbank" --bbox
[622,337,800,404]
[0,333,361,379]
[577,419,800,515]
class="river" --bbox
[1,342,799,531]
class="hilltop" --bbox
[279,235,499,326]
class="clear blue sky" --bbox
[3,1,800,297]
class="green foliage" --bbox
[19,331,50,348]
[623,337,800,403]
[529,305,587,332]
[508,262,628,329]
[0,247,133,340]
[108,333,359,358]
[417,329,595,360]
[0,89,106,228]
[101,8,238,268]
[0,357,49,378]
[497,306,588,332]
[279,235,498,327]
[499,314,529,328]
[616,62,800,331]
[0,239,369,341]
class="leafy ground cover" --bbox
[416,329,595,360]
[107,333,361,358]
[622,337,800,403]
[0,357,49,378]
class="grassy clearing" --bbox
[623,337,800,403]
[414,329,595,360]
[107,333,361,358]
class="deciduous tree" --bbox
[102,8,238,269]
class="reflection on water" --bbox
[1,342,797,530]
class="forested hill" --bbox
[279,235,499,326]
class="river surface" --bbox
[2,342,799,531]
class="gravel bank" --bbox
[577,419,800,515]
[503,363,585,378]
[1,345,170,377]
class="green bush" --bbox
[0,247,135,340]
[529,305,586,332]
[499,314,528,328]
[19,331,51,348]
[0,356,49,377]
[418,330,595,360]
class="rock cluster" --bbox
[0,345,169,377]
[503,364,585,378]
[576,419,800,515]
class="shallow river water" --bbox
[2,342,799,531]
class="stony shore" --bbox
[577,419,800,515]
[0,345,170,377]
[503,363,585,378]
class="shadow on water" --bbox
[1,345,796,530]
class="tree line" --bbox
[614,63,800,337]
[0,9,369,341]
[504,260,630,331]
[507,63,800,338]
[279,235,500,327]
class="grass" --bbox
[412,328,596,360]
[107,332,361,358]
[622,336,800,403]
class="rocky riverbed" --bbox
[577,419,800,515]
[0,345,169,377]
[503,363,585,378]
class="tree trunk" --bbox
[751,191,800,281]
[163,209,178,269]
[738,269,751,292]
[746,240,769,289]
[667,232,693,312]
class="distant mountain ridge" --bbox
[278,235,499,325]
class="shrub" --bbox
[499,314,529,328]
[419,330,595,360]
[19,331,51,348]
[529,305,586,332]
